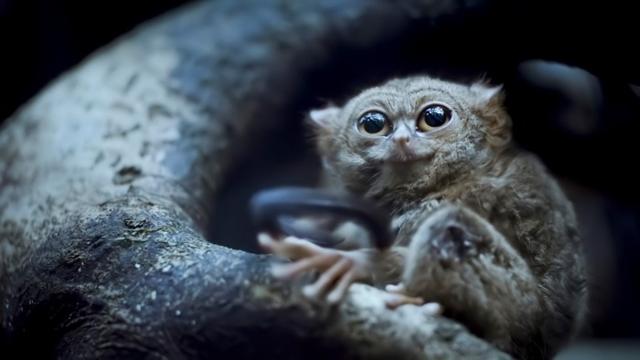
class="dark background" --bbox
[1,0,638,343]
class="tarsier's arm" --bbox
[260,201,541,352]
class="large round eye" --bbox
[357,111,391,136]
[417,104,452,132]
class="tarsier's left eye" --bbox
[417,104,452,132]
[357,111,391,136]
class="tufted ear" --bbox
[470,82,504,107]
[308,106,340,130]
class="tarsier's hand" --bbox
[258,233,372,304]
[258,233,442,315]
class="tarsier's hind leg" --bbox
[399,204,541,353]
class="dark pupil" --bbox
[362,113,386,133]
[424,106,448,127]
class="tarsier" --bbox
[258,76,587,359]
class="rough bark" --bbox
[0,0,510,358]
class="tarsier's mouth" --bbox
[385,151,433,164]
[386,154,418,163]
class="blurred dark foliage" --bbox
[0,0,638,341]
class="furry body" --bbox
[261,76,587,359]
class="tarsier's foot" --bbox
[258,233,369,304]
[384,283,443,315]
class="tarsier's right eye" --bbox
[417,104,452,132]
[357,111,391,136]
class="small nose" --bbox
[394,134,410,146]
[393,128,411,146]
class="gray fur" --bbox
[310,75,587,359]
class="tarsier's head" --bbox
[309,76,512,196]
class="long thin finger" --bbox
[258,233,323,260]
[258,233,279,253]
[384,293,424,309]
[279,236,326,259]
[385,283,406,294]
[303,257,351,299]
[272,253,339,279]
[327,268,355,304]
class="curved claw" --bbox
[258,233,326,260]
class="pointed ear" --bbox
[470,82,504,106]
[470,82,511,148]
[308,106,340,154]
[308,106,340,130]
